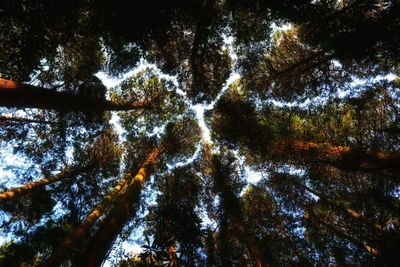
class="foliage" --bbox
[0,1,399,266]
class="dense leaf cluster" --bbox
[0,1,399,266]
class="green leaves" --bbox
[0,1,400,266]
[117,68,187,136]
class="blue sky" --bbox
[1,21,397,265]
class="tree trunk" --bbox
[73,144,165,267]
[289,176,384,232]
[212,157,265,267]
[0,78,152,112]
[0,166,84,205]
[260,50,334,86]
[218,215,234,267]
[0,115,54,124]
[44,174,131,267]
[168,244,178,267]
[318,216,380,257]
[272,139,400,176]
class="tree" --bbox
[0,165,86,205]
[143,167,203,266]
[0,77,159,112]
[201,146,266,266]
[1,1,399,266]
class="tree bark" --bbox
[73,144,165,267]
[318,216,380,257]
[0,115,54,124]
[0,78,152,112]
[303,201,381,257]
[44,174,131,267]
[260,50,334,86]
[168,244,177,267]
[288,175,384,232]
[0,166,84,205]
[212,157,266,267]
[272,139,400,176]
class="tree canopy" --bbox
[0,1,399,266]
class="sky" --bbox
[0,29,261,267]
[95,60,260,266]
[0,24,296,263]
[2,22,396,265]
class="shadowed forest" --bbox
[0,1,400,266]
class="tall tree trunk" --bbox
[0,166,84,205]
[44,174,131,267]
[317,215,380,257]
[73,144,165,267]
[289,176,384,232]
[167,244,178,267]
[0,78,152,112]
[205,229,218,267]
[212,157,266,267]
[285,176,383,236]
[272,139,400,176]
[260,50,335,86]
[0,115,54,124]
[218,214,234,267]
[258,3,400,89]
[303,201,381,257]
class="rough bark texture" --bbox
[0,166,84,205]
[212,157,265,267]
[291,177,384,232]
[168,245,177,267]
[0,78,151,112]
[318,216,380,256]
[73,144,165,267]
[272,139,400,175]
[0,115,54,124]
[44,174,131,267]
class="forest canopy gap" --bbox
[0,1,400,266]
